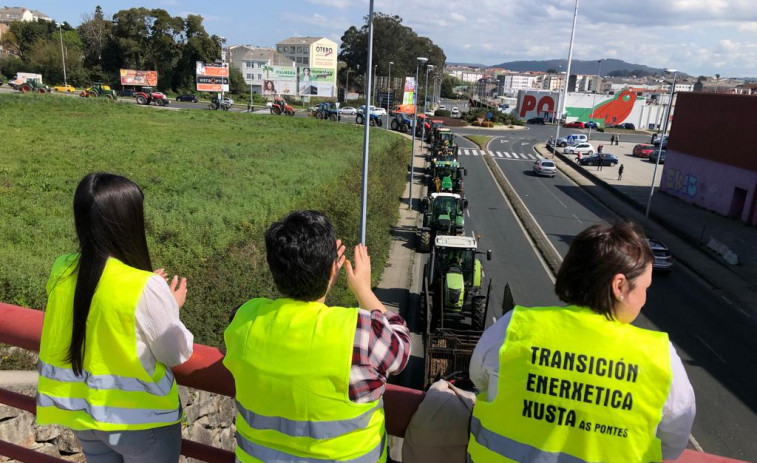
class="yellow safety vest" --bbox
[468,305,671,463]
[37,254,182,431]
[224,298,387,463]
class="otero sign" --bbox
[315,45,334,56]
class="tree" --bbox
[229,66,246,94]
[78,5,113,71]
[173,14,219,91]
[715,73,720,81]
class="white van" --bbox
[557,134,588,147]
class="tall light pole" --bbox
[345,69,353,102]
[409,56,428,207]
[372,64,378,107]
[587,59,602,140]
[58,24,67,88]
[553,0,580,150]
[421,64,434,145]
[359,0,376,243]
[386,61,393,130]
[219,36,227,102]
[645,69,677,219]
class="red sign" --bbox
[519,95,555,117]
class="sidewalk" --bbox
[537,142,757,337]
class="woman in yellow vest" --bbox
[468,222,695,463]
[224,210,410,463]
[37,172,194,462]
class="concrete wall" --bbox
[661,151,757,225]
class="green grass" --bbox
[0,94,410,346]
[464,135,493,150]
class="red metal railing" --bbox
[0,302,746,463]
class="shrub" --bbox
[471,120,481,126]
[434,109,451,117]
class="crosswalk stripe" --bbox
[462,149,470,156]
[472,150,479,156]
[511,152,518,158]
[504,152,512,158]
[488,150,495,157]
[495,151,503,158]
[520,153,529,159]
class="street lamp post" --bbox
[345,69,353,102]
[645,69,677,219]
[58,24,67,89]
[386,61,393,130]
[373,64,378,107]
[219,36,227,102]
[409,56,428,207]
[421,64,434,146]
[587,59,602,140]
[553,0,580,150]
[359,0,376,243]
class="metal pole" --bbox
[645,70,677,219]
[373,64,378,107]
[386,61,392,130]
[58,24,67,88]
[553,0,580,149]
[409,57,427,207]
[359,0,375,244]
[421,64,433,145]
[588,59,601,139]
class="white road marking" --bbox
[689,435,704,452]
[511,152,518,158]
[694,334,727,364]
[495,151,504,158]
[473,150,479,156]
[463,149,470,156]
[466,209,471,218]
[488,150,496,157]
[504,152,512,158]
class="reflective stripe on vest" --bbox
[38,360,175,397]
[236,399,382,440]
[469,416,592,463]
[236,430,386,463]
[36,393,182,425]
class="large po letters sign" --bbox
[520,95,555,118]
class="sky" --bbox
[35,0,757,78]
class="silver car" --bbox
[533,159,556,177]
[648,238,673,271]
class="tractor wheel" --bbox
[87,91,97,98]
[136,95,147,105]
[272,106,281,115]
[356,114,364,125]
[370,118,376,126]
[391,120,400,131]
[418,231,432,253]
[472,296,487,331]
[20,84,30,93]
[376,118,383,127]
[315,112,324,120]
[105,95,114,101]
[286,109,295,116]
[329,113,338,122]
[402,123,411,133]
[38,88,46,94]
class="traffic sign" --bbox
[476,117,484,125]
[486,112,493,120]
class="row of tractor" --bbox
[416,123,496,386]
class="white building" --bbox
[447,67,486,83]
[500,74,538,91]
[0,6,51,24]
[226,46,295,95]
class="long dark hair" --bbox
[68,173,153,375]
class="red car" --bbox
[563,121,585,129]
[633,143,655,158]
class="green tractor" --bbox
[427,160,466,197]
[431,128,459,158]
[422,235,492,333]
[418,192,467,253]
[18,78,50,93]
[84,82,117,100]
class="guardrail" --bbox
[0,302,745,462]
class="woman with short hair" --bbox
[37,172,194,462]
[468,222,695,462]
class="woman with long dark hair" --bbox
[37,172,194,462]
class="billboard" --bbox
[196,61,229,92]
[120,69,157,86]
[403,77,416,105]
[263,66,297,96]
[298,67,335,97]
[311,42,336,68]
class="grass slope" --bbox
[0,94,409,346]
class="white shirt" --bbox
[470,310,696,460]
[135,276,194,375]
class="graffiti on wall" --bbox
[663,168,698,198]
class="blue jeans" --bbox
[74,423,181,462]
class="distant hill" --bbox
[448,61,488,68]
[488,59,668,76]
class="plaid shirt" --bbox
[350,309,411,403]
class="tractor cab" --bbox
[429,160,466,195]
[417,192,467,253]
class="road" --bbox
[447,123,756,460]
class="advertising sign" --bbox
[311,43,336,68]
[196,61,229,92]
[403,77,416,105]
[120,69,158,86]
[298,67,335,97]
[263,66,298,96]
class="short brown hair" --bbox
[555,222,653,320]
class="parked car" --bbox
[451,107,460,117]
[53,84,76,93]
[579,153,619,166]
[565,142,596,155]
[438,105,447,111]
[556,134,588,147]
[339,106,357,115]
[116,89,134,97]
[563,121,585,129]
[532,159,556,177]
[648,237,673,271]
[648,150,667,164]
[527,117,545,125]
[176,94,198,103]
[609,122,636,130]
[358,105,386,116]
[633,144,655,158]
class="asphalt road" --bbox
[464,125,757,460]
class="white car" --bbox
[438,105,447,111]
[358,105,386,116]
[265,101,273,108]
[533,159,556,177]
[339,106,357,115]
[564,142,595,155]
[451,107,460,117]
